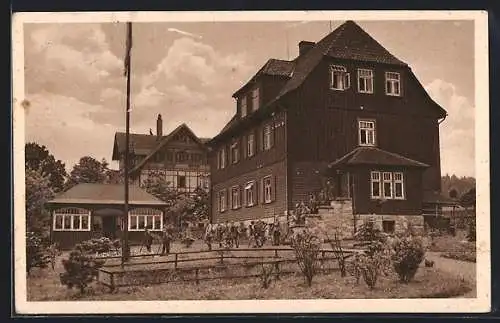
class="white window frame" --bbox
[263,124,273,150]
[252,87,260,111]
[220,147,226,169]
[358,120,376,146]
[245,181,256,207]
[370,171,381,199]
[241,96,247,118]
[382,172,394,199]
[357,69,374,94]
[231,186,241,209]
[263,176,273,204]
[330,65,350,91]
[230,141,239,164]
[128,208,163,231]
[53,208,91,231]
[385,72,401,96]
[219,189,227,212]
[247,133,255,157]
[393,172,405,199]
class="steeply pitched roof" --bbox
[274,20,406,102]
[129,123,208,175]
[327,146,429,169]
[46,183,167,207]
[113,133,163,159]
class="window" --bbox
[382,172,393,199]
[252,87,260,111]
[370,171,381,199]
[241,96,247,117]
[245,181,256,207]
[128,208,163,231]
[230,141,239,164]
[231,186,241,209]
[263,176,273,203]
[263,124,273,150]
[166,151,173,162]
[218,148,226,169]
[247,133,255,157]
[176,151,188,163]
[330,65,350,90]
[394,172,405,199]
[358,120,376,146]
[218,190,227,212]
[358,69,374,93]
[177,175,186,188]
[53,208,91,231]
[385,72,401,96]
[382,220,395,234]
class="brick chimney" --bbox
[299,41,315,56]
[156,114,163,138]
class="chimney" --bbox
[156,114,163,138]
[299,41,315,56]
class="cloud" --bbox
[167,28,202,39]
[25,24,123,103]
[24,92,117,171]
[425,79,475,177]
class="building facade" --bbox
[112,114,211,194]
[207,20,447,232]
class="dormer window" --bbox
[359,120,376,146]
[230,140,239,164]
[241,96,247,118]
[252,87,260,111]
[330,65,350,91]
[385,72,401,96]
[357,69,374,93]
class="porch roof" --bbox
[46,183,168,208]
[327,146,430,170]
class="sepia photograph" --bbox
[12,10,490,314]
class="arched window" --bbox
[53,207,91,231]
[128,208,163,231]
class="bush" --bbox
[391,235,425,283]
[26,232,52,274]
[346,242,392,289]
[467,219,476,242]
[354,219,387,244]
[259,264,275,289]
[60,240,106,294]
[76,237,120,255]
[291,230,321,287]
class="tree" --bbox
[66,157,110,189]
[141,170,178,207]
[25,168,54,232]
[25,142,67,192]
[449,188,458,199]
[185,187,209,223]
[460,188,476,211]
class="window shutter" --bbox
[260,178,264,204]
[344,73,351,89]
[271,124,276,148]
[242,135,247,159]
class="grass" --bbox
[426,230,475,253]
[441,251,476,263]
[27,256,472,301]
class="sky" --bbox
[23,19,476,177]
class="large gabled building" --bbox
[207,20,447,233]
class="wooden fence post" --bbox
[174,253,178,269]
[274,262,280,280]
[274,249,278,258]
[109,272,116,293]
[195,268,199,285]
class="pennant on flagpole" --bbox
[124,22,133,77]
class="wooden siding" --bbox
[210,110,287,184]
[289,161,330,208]
[211,160,287,223]
[351,167,423,215]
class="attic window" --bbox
[385,72,401,96]
[252,87,260,111]
[330,65,350,91]
[241,96,248,118]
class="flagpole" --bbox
[122,21,133,267]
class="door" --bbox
[102,216,116,239]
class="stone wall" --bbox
[306,199,425,241]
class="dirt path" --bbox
[425,251,476,297]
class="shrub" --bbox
[60,240,106,294]
[346,242,392,289]
[76,237,120,255]
[391,235,425,283]
[324,232,347,277]
[291,230,321,287]
[467,219,476,242]
[26,232,51,274]
[354,219,386,244]
[259,264,275,289]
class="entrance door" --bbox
[102,216,116,239]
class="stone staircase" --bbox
[305,199,356,241]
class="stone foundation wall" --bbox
[306,199,425,240]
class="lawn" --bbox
[27,250,473,301]
[426,229,476,263]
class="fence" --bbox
[96,247,359,291]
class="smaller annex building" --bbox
[45,183,169,249]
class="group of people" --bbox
[143,224,175,255]
[203,218,285,250]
